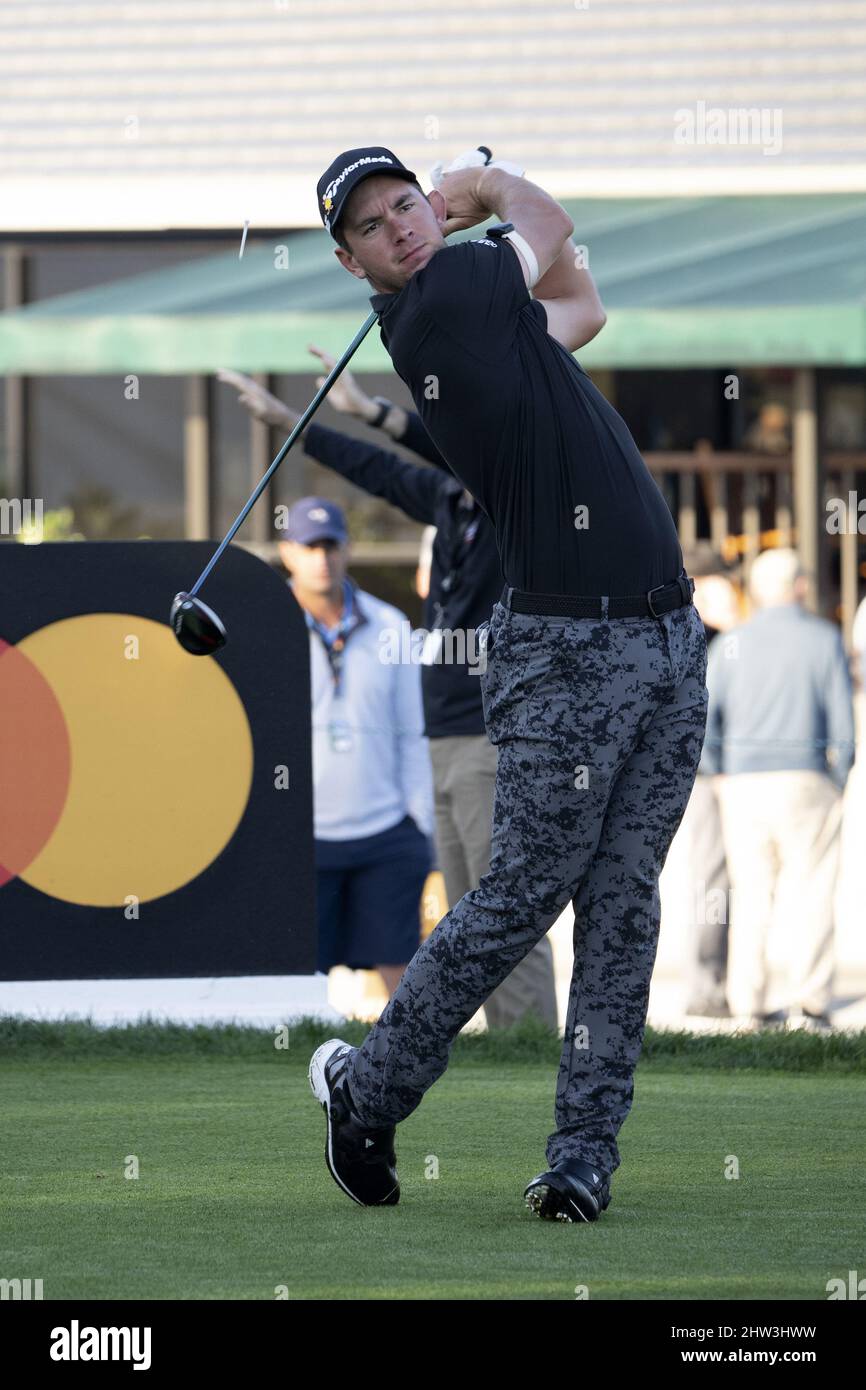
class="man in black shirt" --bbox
[308,147,708,1223]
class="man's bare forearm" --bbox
[532,238,605,313]
[382,405,410,440]
[355,395,410,440]
[476,167,574,278]
[477,167,573,231]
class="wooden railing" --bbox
[646,446,866,636]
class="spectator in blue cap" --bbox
[279,496,435,998]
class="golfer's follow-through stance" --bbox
[308,146,708,1224]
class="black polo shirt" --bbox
[369,235,683,595]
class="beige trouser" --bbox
[428,733,557,1029]
[716,770,843,1017]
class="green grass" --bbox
[3,1012,865,1069]
[2,1018,864,1300]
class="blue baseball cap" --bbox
[284,497,348,545]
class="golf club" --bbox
[170,308,379,654]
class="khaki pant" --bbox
[661,773,730,1010]
[716,770,843,1017]
[428,732,557,1029]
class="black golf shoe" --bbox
[308,1038,399,1206]
[524,1157,611,1224]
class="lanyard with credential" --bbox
[309,584,360,697]
[309,587,363,754]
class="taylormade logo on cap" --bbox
[308,507,329,521]
[317,147,417,239]
[322,154,395,229]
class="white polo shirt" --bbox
[292,578,435,842]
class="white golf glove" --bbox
[429,148,540,287]
[429,147,524,189]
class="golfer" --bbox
[309,146,708,1223]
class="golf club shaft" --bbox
[189,308,379,598]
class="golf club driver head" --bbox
[170,592,228,656]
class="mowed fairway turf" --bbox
[2,1019,864,1300]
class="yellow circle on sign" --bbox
[16,614,253,907]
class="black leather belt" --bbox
[502,574,695,619]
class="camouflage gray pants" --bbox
[346,589,708,1176]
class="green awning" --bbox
[3,196,866,372]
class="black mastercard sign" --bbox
[0,541,316,980]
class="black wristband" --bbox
[370,396,392,429]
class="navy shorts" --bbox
[314,814,432,972]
